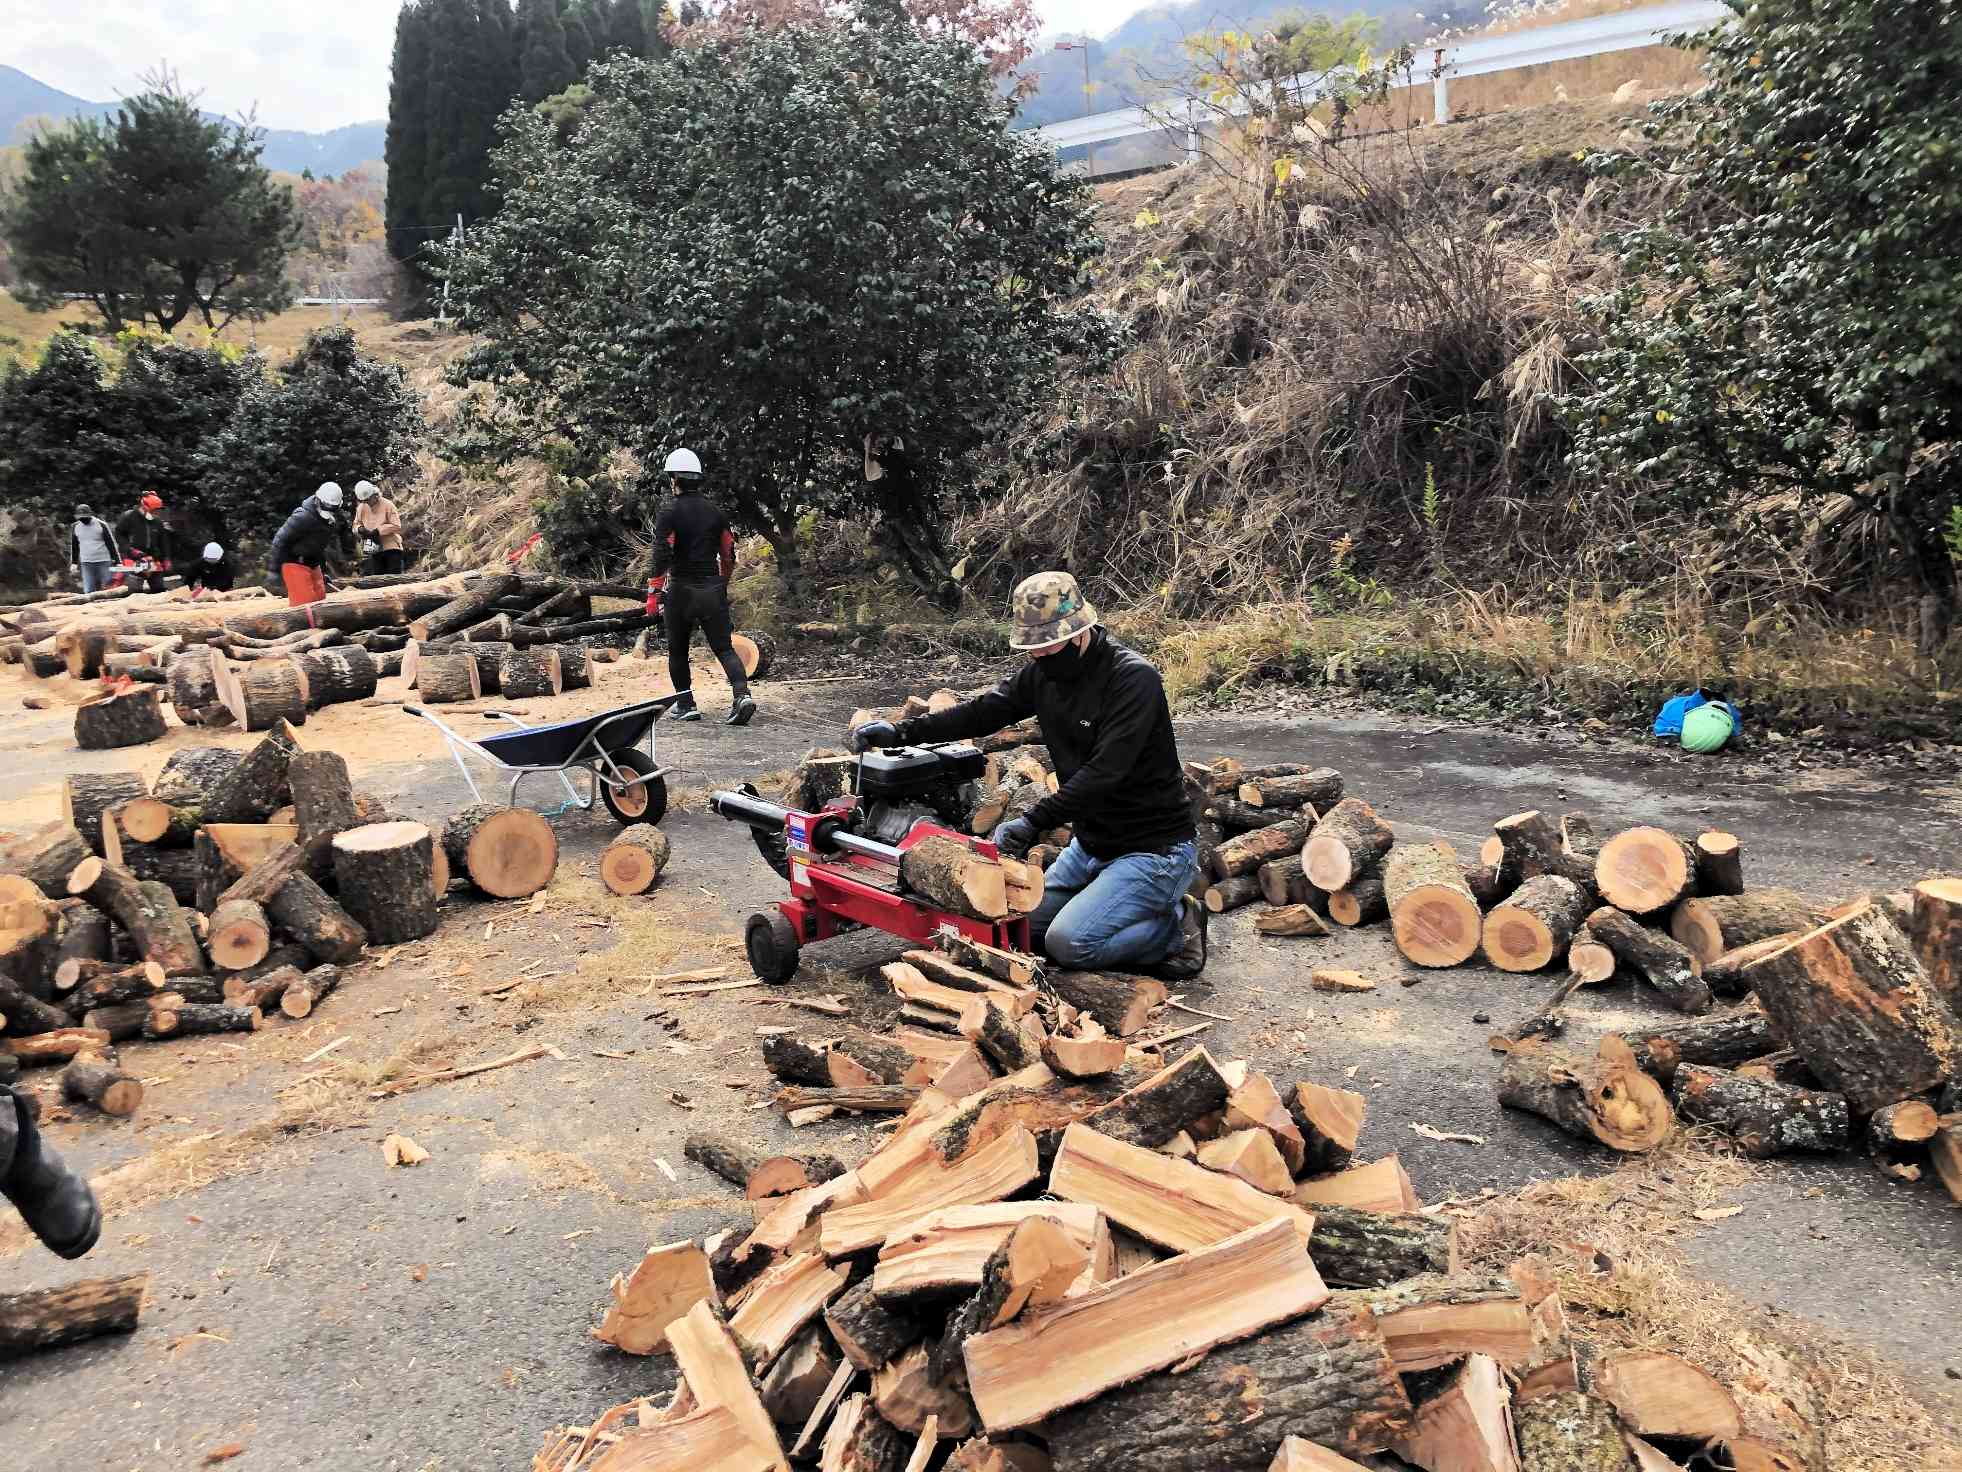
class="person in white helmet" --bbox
[351,480,405,575]
[648,448,754,725]
[189,542,235,598]
[266,482,354,606]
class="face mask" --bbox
[1037,637,1090,682]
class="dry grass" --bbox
[1458,1135,1962,1471]
[0,294,404,368]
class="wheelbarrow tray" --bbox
[476,697,672,770]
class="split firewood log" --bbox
[1668,889,1823,967]
[1079,1048,1230,1147]
[1497,1036,1672,1152]
[1392,1352,1517,1472]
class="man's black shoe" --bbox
[1147,894,1207,982]
[2,1088,101,1260]
[668,697,701,722]
[727,695,757,727]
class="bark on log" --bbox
[3,821,92,899]
[62,773,149,857]
[267,871,368,963]
[1212,819,1312,881]
[278,964,342,1019]
[165,650,233,726]
[67,858,205,975]
[1040,1302,1413,1471]
[1328,878,1389,928]
[415,653,481,704]
[456,640,516,695]
[1483,877,1591,973]
[62,1055,144,1116]
[116,800,199,846]
[442,804,558,898]
[826,1278,925,1371]
[600,823,671,895]
[547,643,594,691]
[223,659,309,731]
[1497,1037,1673,1152]
[0,1273,149,1358]
[732,630,775,679]
[1239,768,1344,812]
[1668,890,1823,968]
[108,838,201,908]
[152,745,245,804]
[1385,842,1482,967]
[1670,1064,1850,1157]
[1693,832,1744,897]
[143,1001,261,1038]
[1289,1081,1365,1174]
[192,831,238,915]
[1209,796,1286,833]
[1080,1047,1231,1147]
[80,1003,152,1043]
[496,647,563,698]
[1620,1009,1781,1084]
[1205,875,1264,913]
[74,688,168,750]
[1594,828,1700,915]
[1307,1203,1458,1287]
[1586,908,1711,1015]
[65,961,167,1012]
[51,905,112,983]
[407,574,522,642]
[1513,1391,1632,1472]
[1909,877,1962,1012]
[200,722,301,824]
[290,751,360,852]
[1464,862,1512,910]
[0,978,72,1036]
[292,646,379,709]
[223,962,303,1012]
[761,1034,835,1087]
[1259,855,1328,911]
[1304,799,1395,892]
[900,835,1007,921]
[1739,901,1962,1114]
[1493,811,1597,898]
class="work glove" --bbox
[849,719,900,753]
[991,815,1039,859]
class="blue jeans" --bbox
[1029,838,1197,970]
[79,562,112,593]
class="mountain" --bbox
[1014,0,1481,130]
[0,65,385,177]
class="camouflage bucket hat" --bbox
[1009,571,1099,650]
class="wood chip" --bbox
[1410,1122,1486,1145]
[302,1036,352,1064]
[1310,969,1377,993]
[655,1158,678,1183]
[383,1133,430,1167]
[1134,1021,1212,1048]
[1692,1206,1743,1222]
[664,979,762,997]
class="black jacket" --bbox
[898,629,1194,860]
[114,509,173,562]
[651,490,735,583]
[269,497,353,570]
[193,552,236,592]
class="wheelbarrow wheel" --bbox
[601,748,668,826]
[746,911,800,984]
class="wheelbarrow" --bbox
[405,695,677,825]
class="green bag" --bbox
[1680,703,1735,754]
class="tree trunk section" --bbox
[498,647,563,699]
[1239,768,1344,812]
[62,1056,143,1117]
[546,643,594,691]
[152,744,244,804]
[65,961,167,1011]
[1594,828,1699,915]
[5,822,92,899]
[1385,842,1482,967]
[1497,1037,1672,1152]
[74,689,167,750]
[1483,876,1591,973]
[117,800,198,847]
[279,964,343,1019]
[1208,796,1284,833]
[106,839,199,908]
[223,659,309,731]
[266,872,368,963]
[63,774,149,857]
[1739,901,1962,1113]
[600,824,671,895]
[900,835,1007,921]
[416,654,481,704]
[456,640,514,694]
[199,723,302,826]
[407,574,522,642]
[1307,1203,1459,1287]
[443,804,558,898]
[1212,819,1312,881]
[1493,811,1597,897]
[0,1273,149,1358]
[289,750,360,852]
[67,858,205,976]
[292,646,379,709]
[1041,1303,1413,1471]
[1668,890,1823,967]
[208,899,273,971]
[331,822,438,944]
[166,651,233,726]
[1205,875,1264,913]
[1328,877,1389,928]
[1620,1009,1781,1084]
[1586,907,1711,1014]
[1909,876,1962,1012]
[1304,799,1395,891]
[144,1001,262,1038]
[224,963,304,1012]
[0,978,73,1036]
[1259,855,1327,911]
[1669,1064,1850,1157]
[1692,832,1744,896]
[51,905,112,986]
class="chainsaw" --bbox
[710,742,1030,982]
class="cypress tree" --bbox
[383,0,433,264]
[421,0,492,225]
[517,0,576,102]
[562,0,597,73]
[605,0,650,57]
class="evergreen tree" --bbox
[517,0,577,103]
[421,0,494,226]
[605,0,650,57]
[479,0,522,121]
[383,0,433,265]
[562,0,598,73]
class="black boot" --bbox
[2,1087,101,1260]
[1147,895,1208,982]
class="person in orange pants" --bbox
[266,482,352,606]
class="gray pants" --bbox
[79,561,113,593]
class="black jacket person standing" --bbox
[649,449,755,726]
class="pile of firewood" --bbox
[533,936,1809,1472]
[0,571,775,746]
[0,720,559,1121]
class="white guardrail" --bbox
[1031,0,1732,164]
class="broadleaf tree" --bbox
[1,83,300,333]
[437,0,1120,585]
[1562,0,1962,635]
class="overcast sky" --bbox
[2,0,1133,133]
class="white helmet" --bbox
[316,481,345,506]
[663,448,703,480]
[354,480,380,501]
[202,542,223,562]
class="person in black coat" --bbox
[267,483,354,605]
[191,541,236,595]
